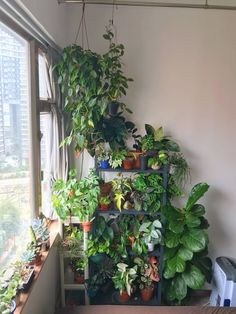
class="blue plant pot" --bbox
[90,253,106,264]
[100,160,109,169]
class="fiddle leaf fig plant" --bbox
[162,182,212,304]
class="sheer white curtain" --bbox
[40,49,68,217]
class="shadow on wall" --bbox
[206,187,230,261]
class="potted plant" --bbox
[134,256,160,301]
[102,28,133,116]
[32,217,50,252]
[96,143,110,169]
[52,169,81,222]
[139,219,163,252]
[99,195,111,211]
[109,149,127,169]
[72,257,87,284]
[21,245,41,267]
[122,154,135,170]
[112,263,138,302]
[112,176,132,211]
[59,226,83,256]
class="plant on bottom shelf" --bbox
[112,263,138,301]
[71,257,88,284]
[162,183,212,305]
[134,256,160,301]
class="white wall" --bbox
[66,4,236,262]
[19,0,69,48]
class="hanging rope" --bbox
[109,0,118,44]
[74,1,89,49]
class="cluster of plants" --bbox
[52,168,100,231]
[0,217,49,313]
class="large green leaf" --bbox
[165,230,181,248]
[162,205,180,222]
[145,124,155,136]
[181,229,208,252]
[178,247,193,261]
[192,257,212,283]
[169,219,185,234]
[164,247,177,261]
[182,265,205,289]
[172,275,188,301]
[185,213,201,228]
[167,255,186,273]
[185,183,209,211]
[164,265,176,279]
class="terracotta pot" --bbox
[129,150,142,169]
[100,203,110,211]
[74,274,85,284]
[119,290,131,302]
[122,157,134,170]
[81,221,93,232]
[140,284,154,301]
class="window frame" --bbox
[0,11,49,218]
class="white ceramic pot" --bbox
[147,242,154,252]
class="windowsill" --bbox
[14,220,60,314]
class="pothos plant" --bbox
[162,183,212,304]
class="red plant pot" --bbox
[74,274,85,284]
[129,151,142,169]
[100,203,110,211]
[81,221,93,232]
[140,285,154,302]
[100,182,113,196]
[119,290,131,302]
[123,158,134,170]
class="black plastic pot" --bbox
[140,155,148,170]
[108,101,119,116]
[18,266,35,291]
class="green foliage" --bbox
[100,195,111,205]
[139,219,163,246]
[87,216,114,257]
[162,183,212,304]
[52,168,100,222]
[134,256,160,289]
[109,149,127,169]
[112,175,132,210]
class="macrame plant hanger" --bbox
[108,0,118,45]
[74,0,89,49]
[74,1,90,179]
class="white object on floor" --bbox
[210,256,236,307]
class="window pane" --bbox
[0,22,31,269]
[40,113,52,217]
[38,53,51,100]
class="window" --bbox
[0,22,31,269]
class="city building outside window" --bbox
[0,22,32,269]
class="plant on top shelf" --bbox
[112,263,138,302]
[134,256,160,301]
[139,219,163,252]
[162,183,212,305]
[102,27,133,116]
[95,142,110,169]
[112,175,132,211]
[109,149,127,169]
[147,151,168,170]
